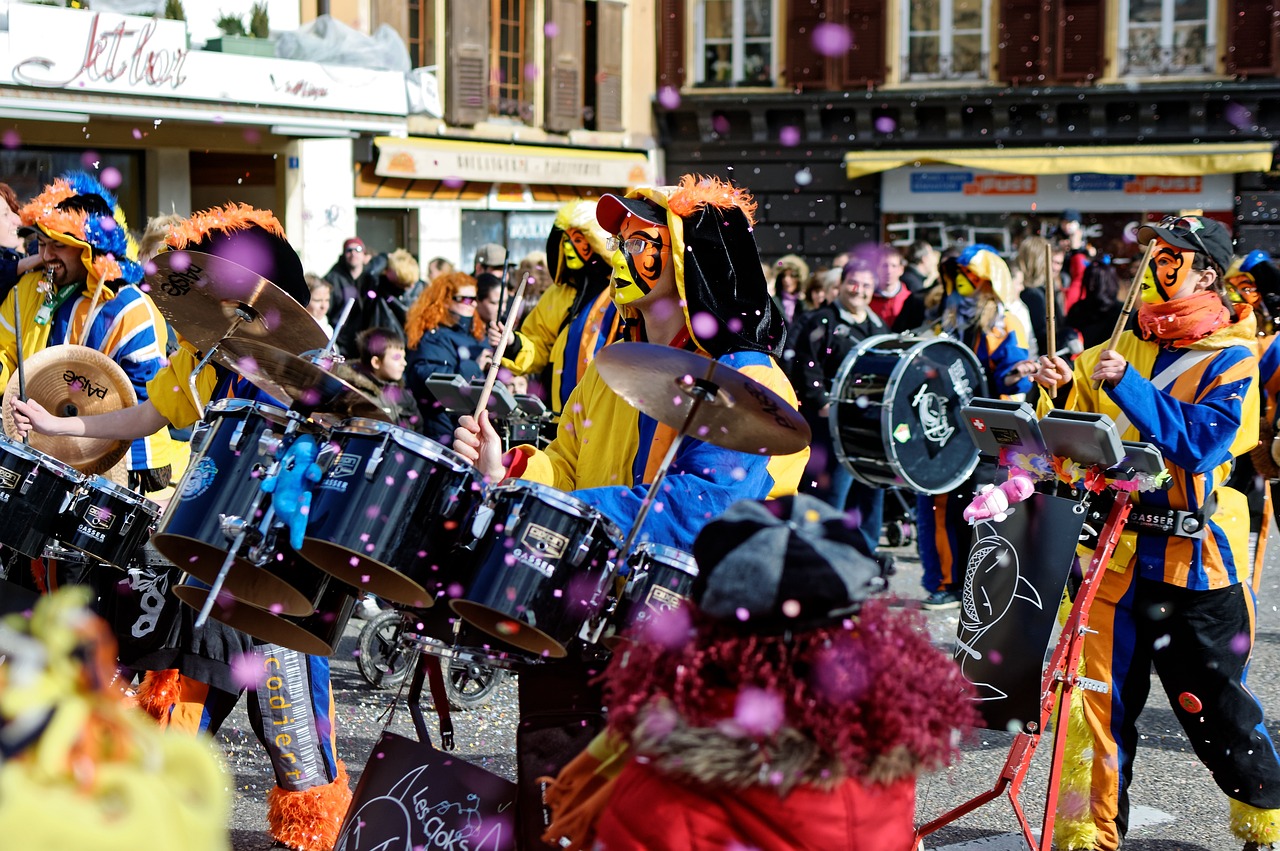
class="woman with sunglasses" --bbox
[404,271,488,444]
[1035,215,1280,851]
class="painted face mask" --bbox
[564,228,590,270]
[1141,241,1197,304]
[954,269,979,297]
[610,224,672,306]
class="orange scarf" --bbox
[1137,290,1231,348]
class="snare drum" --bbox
[54,476,160,569]
[609,544,698,640]
[829,334,988,495]
[152,399,322,617]
[0,434,84,558]
[300,419,482,609]
[451,480,621,659]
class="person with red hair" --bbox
[404,270,487,443]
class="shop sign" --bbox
[376,138,654,188]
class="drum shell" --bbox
[174,571,357,657]
[828,334,988,495]
[152,399,319,617]
[451,480,621,659]
[610,543,698,637]
[301,420,482,609]
[54,476,160,569]
[0,435,83,558]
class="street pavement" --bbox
[222,524,1280,850]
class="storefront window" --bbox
[903,0,988,80]
[695,0,774,86]
[462,209,557,274]
[0,148,143,229]
[1120,0,1213,76]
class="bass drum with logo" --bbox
[828,333,987,495]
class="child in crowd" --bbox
[335,326,422,432]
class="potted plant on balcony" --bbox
[204,3,274,57]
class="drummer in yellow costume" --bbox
[497,199,620,418]
[455,175,807,550]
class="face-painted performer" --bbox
[496,199,619,416]
[1034,215,1280,851]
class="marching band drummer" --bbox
[10,206,353,851]
[1034,215,1280,851]
[453,174,809,849]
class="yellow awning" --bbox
[844,142,1275,180]
[374,136,655,188]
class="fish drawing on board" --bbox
[954,520,1043,701]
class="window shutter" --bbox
[1055,0,1104,81]
[657,0,686,90]
[596,0,626,131]
[446,0,490,125]
[1225,0,1280,76]
[786,0,832,90]
[545,0,586,132]
[371,0,411,47]
[998,0,1051,84]
[839,0,885,87]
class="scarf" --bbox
[1137,289,1231,348]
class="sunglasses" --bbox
[453,294,476,305]
[1157,216,1218,268]
[606,236,664,256]
[344,246,364,254]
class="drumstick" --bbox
[472,275,528,421]
[1095,240,1155,390]
[1044,241,1057,360]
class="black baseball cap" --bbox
[1138,215,1235,271]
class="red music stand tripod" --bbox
[914,488,1133,851]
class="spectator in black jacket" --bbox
[324,236,368,327]
[0,182,40,301]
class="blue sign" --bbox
[1069,173,1131,192]
[287,156,300,169]
[911,171,973,193]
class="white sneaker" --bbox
[354,596,382,620]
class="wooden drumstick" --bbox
[472,275,528,421]
[1044,241,1057,361]
[1095,239,1156,390]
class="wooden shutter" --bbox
[545,0,585,132]
[998,0,1051,84]
[657,0,686,90]
[595,0,625,131]
[1055,0,1104,81]
[371,0,411,46]
[786,0,832,90]
[446,0,490,125]
[1225,0,1280,76]
[839,0,885,86]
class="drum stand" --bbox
[914,489,1133,851]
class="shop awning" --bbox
[844,142,1276,180]
[354,163,615,202]
[374,136,655,189]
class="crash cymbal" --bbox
[215,337,391,423]
[594,342,810,456]
[147,250,328,356]
[2,344,135,473]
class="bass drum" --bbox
[829,334,987,495]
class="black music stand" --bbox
[961,398,1046,457]
[424,373,519,418]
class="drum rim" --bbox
[489,479,624,542]
[333,418,475,471]
[0,434,85,481]
[630,542,698,574]
[207,396,290,421]
[81,474,162,513]
[828,333,985,495]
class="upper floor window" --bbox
[903,0,990,80]
[1119,0,1215,75]
[694,0,775,86]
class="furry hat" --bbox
[19,172,143,289]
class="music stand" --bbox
[961,398,1046,457]
[423,373,519,418]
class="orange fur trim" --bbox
[29,558,47,594]
[133,669,183,722]
[19,178,75,226]
[267,761,352,851]
[665,174,758,227]
[167,203,286,250]
[34,209,89,242]
[92,254,123,283]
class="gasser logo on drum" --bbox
[318,454,361,492]
[84,504,114,530]
[521,524,568,559]
[0,467,20,497]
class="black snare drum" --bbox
[609,544,698,641]
[829,334,987,495]
[54,476,160,569]
[152,399,321,617]
[301,419,481,609]
[0,435,84,558]
[451,480,621,659]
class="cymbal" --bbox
[2,345,135,473]
[215,337,391,423]
[147,250,328,356]
[594,342,810,456]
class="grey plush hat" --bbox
[690,495,885,633]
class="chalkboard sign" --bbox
[954,493,1083,732]
[335,732,517,851]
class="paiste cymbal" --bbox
[2,344,135,473]
[147,250,328,356]
[215,337,391,424]
[593,342,811,456]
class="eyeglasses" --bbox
[606,236,663,256]
[344,246,364,254]
[453,294,476,305]
[1157,216,1215,267]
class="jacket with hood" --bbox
[505,178,809,551]
[406,318,485,443]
